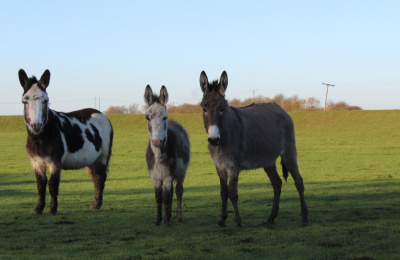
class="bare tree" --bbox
[306,97,320,111]
[104,106,126,114]
[128,103,141,114]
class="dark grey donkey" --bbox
[18,69,113,215]
[144,85,190,226]
[199,70,309,227]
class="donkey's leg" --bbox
[33,166,47,215]
[153,179,163,226]
[264,165,282,224]
[216,168,229,228]
[228,170,242,228]
[175,178,184,222]
[48,169,61,215]
[86,162,107,210]
[283,160,309,223]
[162,178,173,226]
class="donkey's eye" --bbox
[219,108,225,115]
[202,108,207,114]
[22,101,28,105]
[145,115,150,121]
[163,117,167,121]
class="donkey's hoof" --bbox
[32,208,43,215]
[177,218,183,223]
[266,218,275,225]
[90,204,101,210]
[302,218,310,225]
[216,220,226,228]
[49,210,57,216]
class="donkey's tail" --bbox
[281,159,288,181]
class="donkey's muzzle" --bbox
[208,137,220,146]
[207,125,220,146]
[152,138,165,148]
[30,122,43,133]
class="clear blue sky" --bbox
[1,1,399,115]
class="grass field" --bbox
[0,110,399,259]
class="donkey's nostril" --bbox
[31,122,43,131]
[208,137,220,146]
[152,139,161,147]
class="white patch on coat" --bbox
[207,125,220,139]
[150,163,172,189]
[58,112,112,169]
[29,155,59,176]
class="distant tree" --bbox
[141,105,148,114]
[306,97,320,111]
[168,103,202,113]
[273,94,285,106]
[104,103,142,114]
[104,106,126,114]
[328,101,362,111]
[127,103,141,114]
[105,95,361,114]
[228,98,242,107]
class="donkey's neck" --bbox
[150,141,168,160]
[218,107,243,145]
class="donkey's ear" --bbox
[218,71,228,96]
[199,71,209,95]
[18,69,28,90]
[144,85,154,106]
[39,69,50,89]
[159,85,168,106]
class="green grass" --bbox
[0,111,399,259]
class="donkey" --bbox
[144,85,190,226]
[18,69,113,215]
[199,71,309,227]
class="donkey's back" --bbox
[230,102,297,170]
[166,120,190,178]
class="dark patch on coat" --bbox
[65,108,101,124]
[26,110,64,162]
[57,114,84,153]
[85,123,102,151]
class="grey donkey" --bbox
[144,85,191,226]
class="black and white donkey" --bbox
[144,85,190,226]
[18,69,113,215]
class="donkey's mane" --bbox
[23,76,46,93]
[207,80,220,92]
[149,93,161,106]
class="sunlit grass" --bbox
[0,111,399,259]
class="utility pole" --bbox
[249,89,259,102]
[322,82,335,111]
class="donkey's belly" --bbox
[61,144,101,169]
